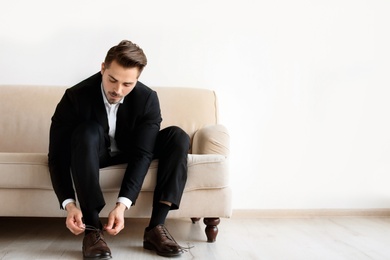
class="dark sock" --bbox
[147,203,171,230]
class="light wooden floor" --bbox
[0,216,389,259]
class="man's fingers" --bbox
[76,220,85,230]
[65,206,85,235]
[105,216,114,230]
[105,225,123,235]
[67,224,84,235]
[104,220,125,235]
[104,207,125,235]
[66,218,85,235]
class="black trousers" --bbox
[70,121,190,226]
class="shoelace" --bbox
[83,225,101,232]
[159,225,194,252]
[83,225,105,244]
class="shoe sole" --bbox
[143,241,182,257]
[83,256,112,260]
[82,247,112,260]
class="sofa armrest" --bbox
[192,124,230,156]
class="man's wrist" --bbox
[115,202,127,211]
[65,202,77,211]
[62,198,76,210]
[117,197,132,210]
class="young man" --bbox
[48,40,190,258]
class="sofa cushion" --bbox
[0,153,51,189]
[0,153,229,192]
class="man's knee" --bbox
[168,126,190,151]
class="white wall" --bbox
[1,0,390,210]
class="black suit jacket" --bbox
[48,72,162,207]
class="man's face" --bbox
[101,60,140,104]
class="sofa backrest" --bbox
[0,85,219,153]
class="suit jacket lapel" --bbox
[92,84,109,133]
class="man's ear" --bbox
[101,62,106,75]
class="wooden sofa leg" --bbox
[191,218,201,223]
[203,217,220,242]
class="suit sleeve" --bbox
[118,90,162,203]
[48,89,79,208]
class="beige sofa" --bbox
[0,85,232,242]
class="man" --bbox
[48,40,190,259]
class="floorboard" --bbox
[0,216,389,259]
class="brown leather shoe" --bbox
[143,224,183,257]
[83,230,112,259]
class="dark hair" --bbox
[104,40,147,73]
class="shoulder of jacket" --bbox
[68,72,101,93]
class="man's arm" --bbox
[48,89,79,208]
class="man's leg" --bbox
[70,121,112,259]
[71,121,109,229]
[149,126,190,227]
[143,126,190,257]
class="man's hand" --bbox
[65,202,85,235]
[104,202,126,235]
